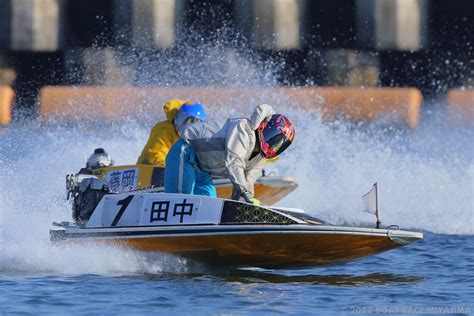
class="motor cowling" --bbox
[68,175,109,224]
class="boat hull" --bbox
[51,225,422,269]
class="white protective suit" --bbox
[179,104,275,199]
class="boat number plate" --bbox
[103,195,202,227]
[144,197,201,225]
[105,168,139,193]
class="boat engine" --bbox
[66,173,109,224]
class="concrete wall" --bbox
[0,0,471,111]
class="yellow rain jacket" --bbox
[137,99,186,167]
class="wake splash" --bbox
[0,106,472,275]
[0,124,192,275]
[277,108,473,235]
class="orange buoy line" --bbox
[38,86,423,128]
[446,89,474,123]
[0,86,14,126]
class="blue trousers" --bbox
[164,139,216,197]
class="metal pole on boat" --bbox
[375,182,381,229]
[362,182,382,228]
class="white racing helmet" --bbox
[86,148,113,169]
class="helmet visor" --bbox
[265,129,292,157]
[260,117,294,159]
[184,117,202,125]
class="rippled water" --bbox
[1,233,473,315]
[1,104,473,314]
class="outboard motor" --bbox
[66,173,109,224]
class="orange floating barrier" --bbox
[282,87,423,129]
[39,86,274,121]
[446,89,474,123]
[39,86,423,128]
[0,86,14,126]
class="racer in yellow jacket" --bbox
[137,99,186,166]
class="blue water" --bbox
[1,106,473,314]
[1,233,473,315]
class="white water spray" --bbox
[1,44,472,275]
[274,107,473,234]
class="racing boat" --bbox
[50,172,423,269]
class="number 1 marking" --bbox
[111,195,134,226]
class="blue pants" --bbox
[164,139,216,197]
